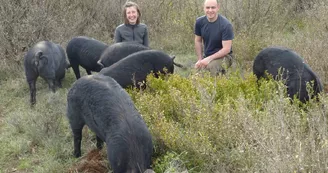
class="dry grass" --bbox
[0,0,328,172]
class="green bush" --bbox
[126,72,328,172]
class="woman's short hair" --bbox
[123,1,141,25]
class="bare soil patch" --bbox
[68,149,108,173]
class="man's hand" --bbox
[194,57,212,69]
[194,60,202,69]
[201,57,212,66]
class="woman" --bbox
[114,1,149,47]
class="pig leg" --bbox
[71,64,81,79]
[86,69,92,75]
[72,128,83,157]
[28,79,37,105]
[67,105,85,157]
[96,136,104,149]
[47,79,56,93]
[56,79,63,88]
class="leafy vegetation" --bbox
[1,69,327,172]
[0,0,328,172]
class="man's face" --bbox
[126,6,139,25]
[204,0,219,21]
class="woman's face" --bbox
[125,6,139,25]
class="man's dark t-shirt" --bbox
[194,15,234,57]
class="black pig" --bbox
[99,49,183,89]
[24,41,68,105]
[66,74,153,173]
[253,46,323,103]
[66,36,108,79]
[97,42,150,68]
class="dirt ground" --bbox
[68,149,109,173]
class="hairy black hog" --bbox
[66,74,153,173]
[66,36,108,79]
[24,40,68,105]
[97,42,150,68]
[99,49,183,89]
[253,46,323,103]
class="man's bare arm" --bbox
[195,35,203,61]
[206,40,232,62]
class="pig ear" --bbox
[97,60,104,69]
[40,55,48,65]
[35,51,43,59]
[34,51,43,66]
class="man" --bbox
[194,0,234,75]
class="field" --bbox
[1,0,328,172]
